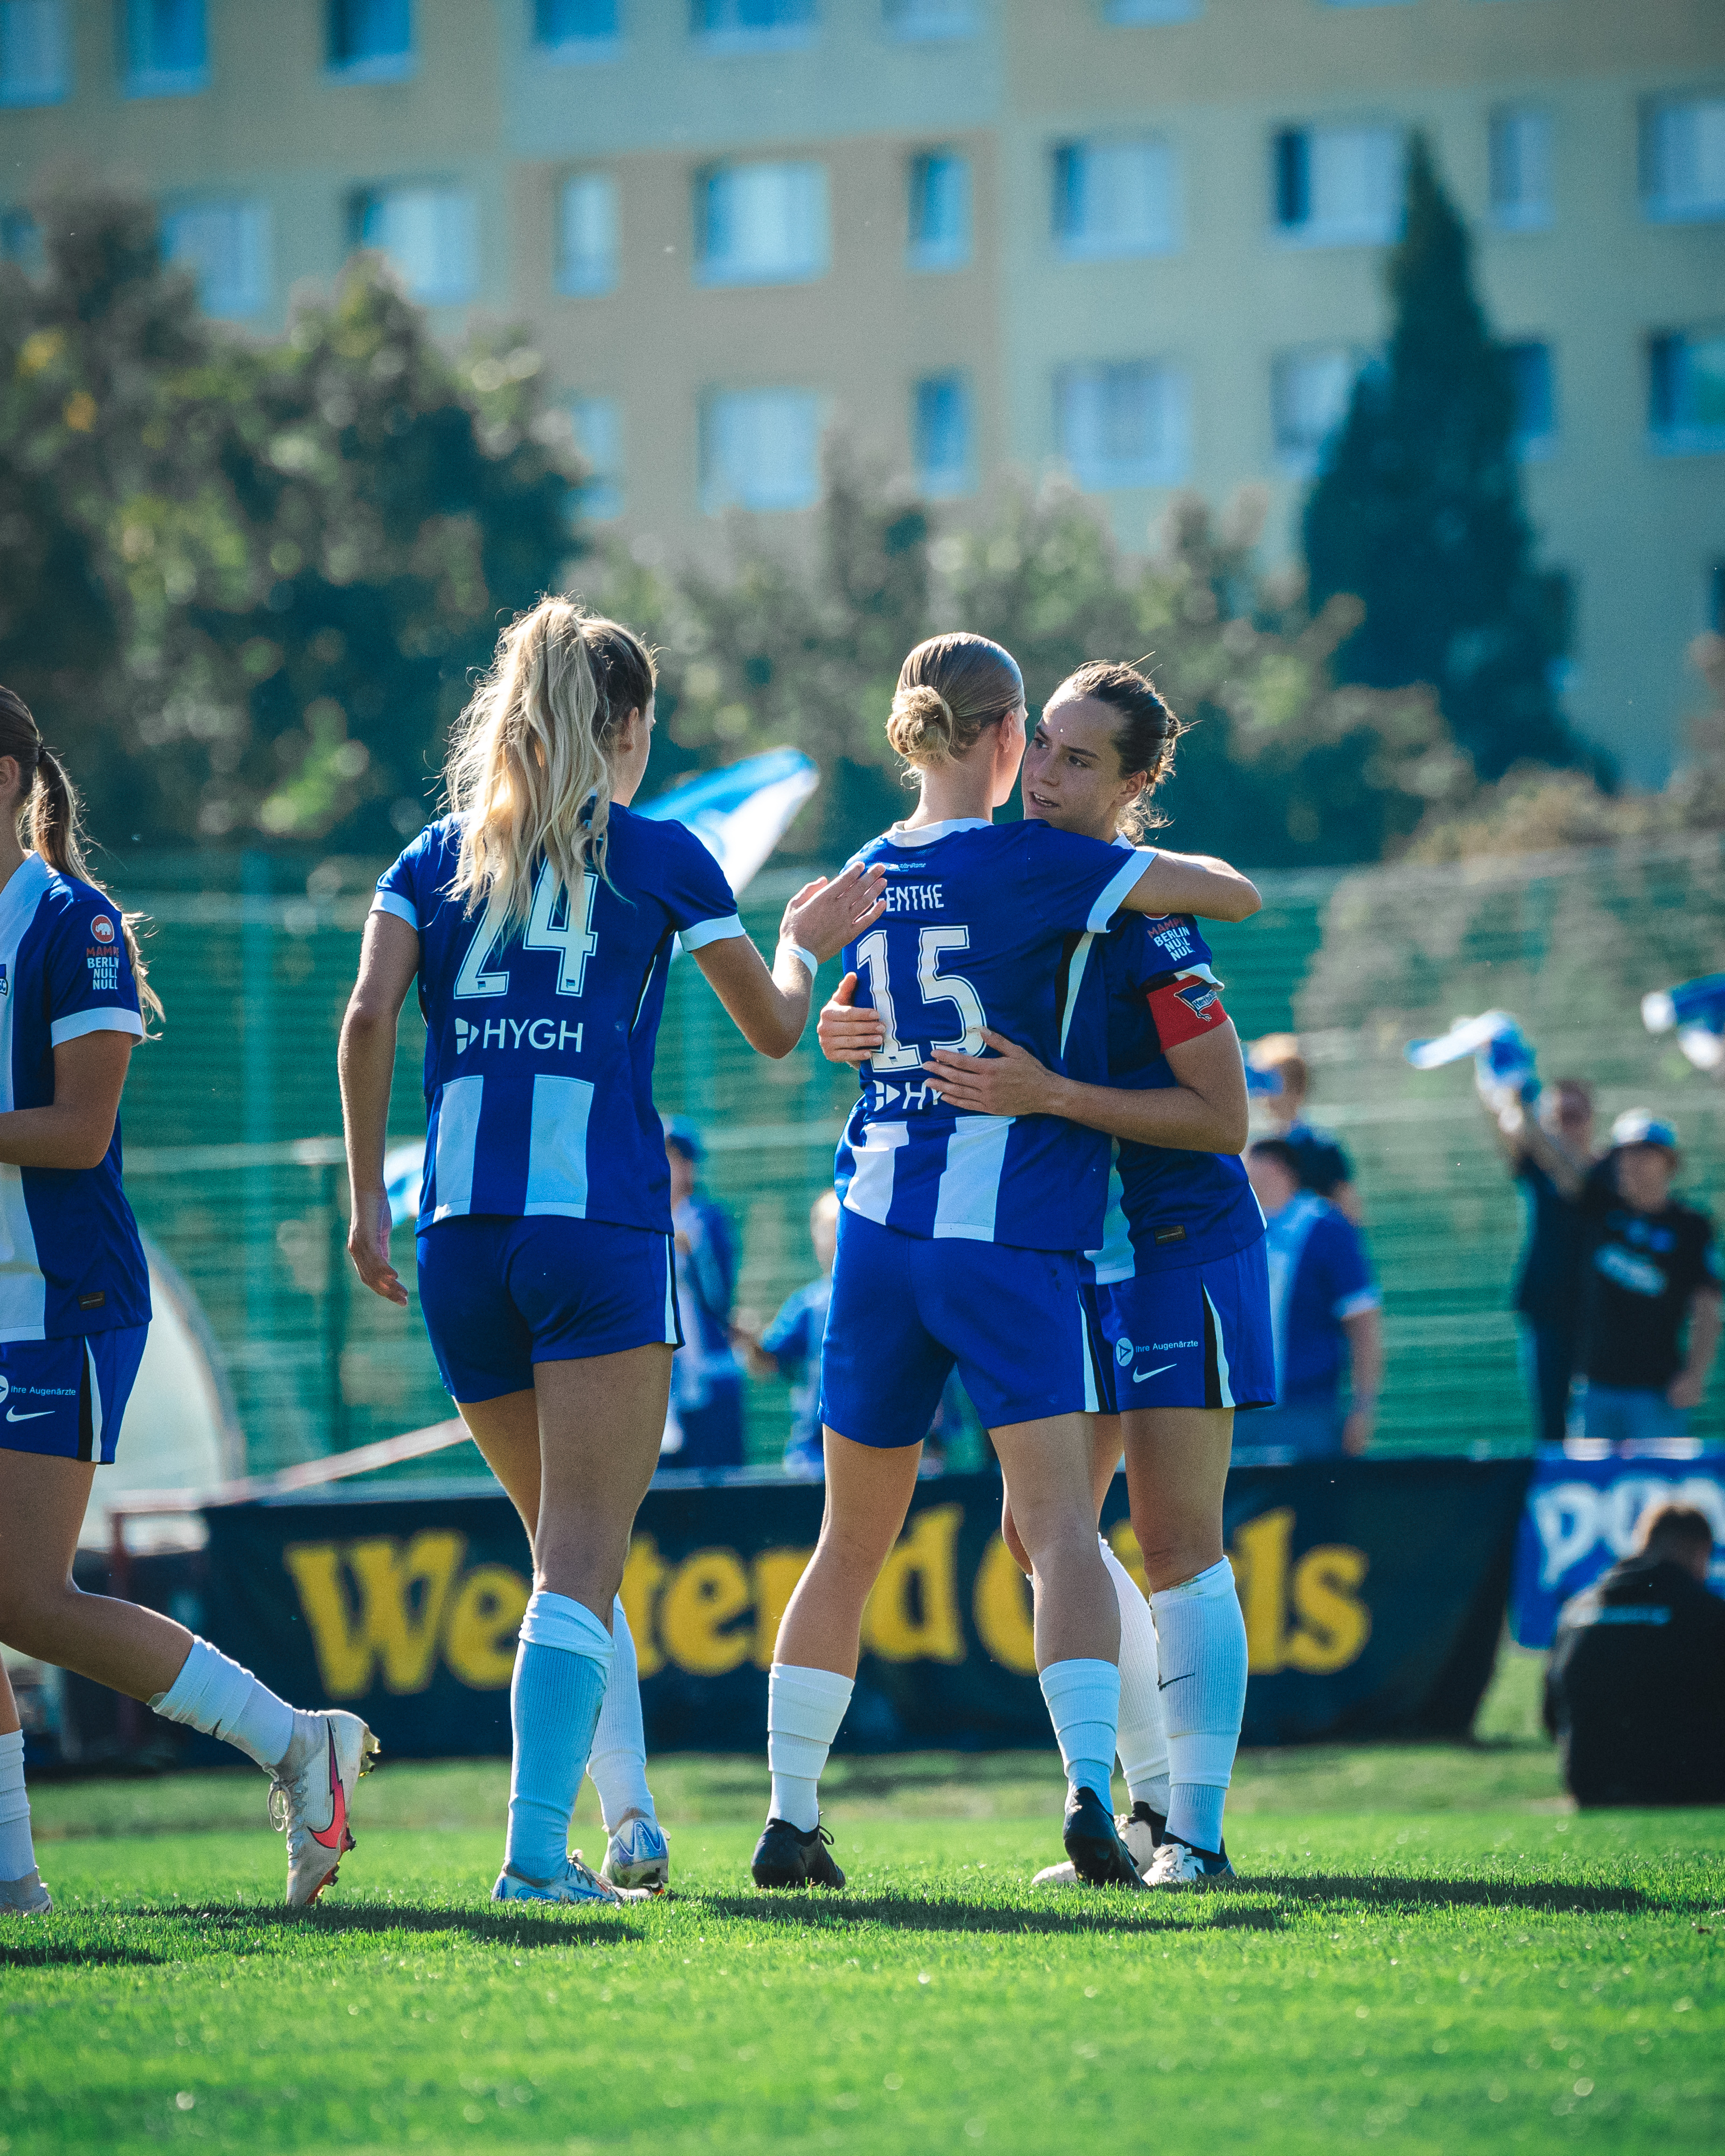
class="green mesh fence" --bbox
[109,836,1725,1475]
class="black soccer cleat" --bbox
[1061,1786,1145,1889]
[751,1817,846,1890]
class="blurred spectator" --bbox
[1245,1138,1383,1459]
[1567,1111,1722,1454]
[740,1191,838,1478]
[1248,1033,1361,1220]
[1544,1500,1725,1806]
[1485,1076,1599,1446]
[661,1117,746,1470]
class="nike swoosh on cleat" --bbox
[1130,1363,1176,1384]
[4,1408,52,1422]
[307,1724,349,1852]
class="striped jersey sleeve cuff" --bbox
[678,914,746,953]
[1335,1288,1382,1320]
[371,891,419,931]
[51,1007,145,1047]
[1087,846,1158,933]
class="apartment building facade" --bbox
[2,0,1721,779]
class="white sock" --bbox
[149,1637,296,1772]
[1101,1537,1169,1815]
[0,1730,35,1880]
[1038,1657,1120,1807]
[587,1595,656,1832]
[767,1663,853,1832]
[1150,1558,1248,1855]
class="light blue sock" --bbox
[504,1591,615,1885]
[1038,1657,1120,1807]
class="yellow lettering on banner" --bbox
[660,1548,753,1674]
[1105,1521,1150,1598]
[972,1533,1037,1675]
[1286,1545,1372,1673]
[751,1548,813,1668]
[862,1505,964,1664]
[619,1536,668,1677]
[442,1564,532,1689]
[283,1532,466,1698]
[1228,1508,1293,1674]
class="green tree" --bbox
[0,187,581,852]
[1303,134,1578,782]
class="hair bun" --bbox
[886,682,956,765]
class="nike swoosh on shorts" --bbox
[5,1408,51,1422]
[1131,1363,1176,1383]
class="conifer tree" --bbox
[1303,134,1578,781]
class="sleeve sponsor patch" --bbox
[91,913,115,944]
[1146,973,1227,1049]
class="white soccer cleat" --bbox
[1118,1801,1166,1875]
[600,1811,670,1893]
[0,1868,52,1915]
[268,1710,380,1909]
[1031,1859,1081,1889]
[493,1853,650,1906]
[1143,1837,1236,1888]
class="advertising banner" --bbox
[1509,1445,1725,1649]
[202,1457,1530,1759]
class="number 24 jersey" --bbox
[833,816,1150,1253]
[374,808,742,1234]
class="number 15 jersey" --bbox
[374,808,742,1234]
[833,817,1150,1252]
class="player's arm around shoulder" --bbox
[694,861,887,1060]
[1120,847,1261,924]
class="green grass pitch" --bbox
[3,1696,1720,2155]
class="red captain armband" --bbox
[1145,971,1229,1050]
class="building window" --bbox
[1504,340,1555,460]
[1488,106,1551,231]
[914,372,972,497]
[125,0,207,94]
[0,1,67,106]
[696,162,827,286]
[692,0,815,53]
[908,151,970,271]
[1270,347,1357,477]
[1055,361,1189,489]
[353,185,478,304]
[328,0,413,80]
[884,0,973,36]
[557,174,617,295]
[1649,328,1725,454]
[1643,96,1725,224]
[534,0,618,52]
[1102,1,1200,20]
[163,200,271,318]
[1053,137,1177,260]
[1273,124,1402,246]
[570,396,623,520]
[700,388,820,512]
[1,206,42,272]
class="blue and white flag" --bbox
[1643,970,1725,1074]
[1406,1010,1538,1104]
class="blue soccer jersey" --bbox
[0,855,150,1342]
[832,817,1150,1251]
[374,808,743,1233]
[1074,907,1265,1284]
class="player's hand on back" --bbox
[780,862,888,965]
[348,1190,409,1307]
[817,973,886,1066]
[926,1030,1061,1118]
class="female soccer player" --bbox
[753,634,1260,1892]
[819,662,1268,1888]
[0,688,374,1917]
[340,600,884,1908]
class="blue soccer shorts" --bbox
[819,1208,1101,1448]
[0,1325,149,1465]
[1086,1238,1275,1416]
[416,1215,683,1404]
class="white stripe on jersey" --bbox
[0,858,49,1338]
[431,1075,484,1221]
[1059,931,1096,1058]
[676,913,746,953]
[525,1074,595,1217]
[371,890,419,932]
[932,1115,1012,1242]
[843,1121,908,1224]
[1087,847,1155,933]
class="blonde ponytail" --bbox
[444,599,656,930]
[886,634,1023,778]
